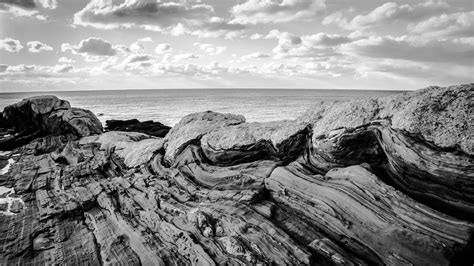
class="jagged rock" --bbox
[300,84,474,220]
[0,96,103,150]
[164,111,246,164]
[1,84,473,265]
[266,164,473,265]
[80,131,164,168]
[105,119,171,137]
[200,120,309,165]
[302,84,473,155]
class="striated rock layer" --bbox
[0,84,473,265]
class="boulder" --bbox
[164,111,246,164]
[2,95,103,138]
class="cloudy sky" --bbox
[0,0,472,92]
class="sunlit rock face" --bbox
[0,84,473,265]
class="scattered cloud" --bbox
[155,43,172,54]
[62,37,119,57]
[342,36,474,65]
[27,40,53,52]
[324,1,450,30]
[73,0,245,38]
[58,57,75,63]
[0,38,23,52]
[230,0,326,24]
[173,53,199,62]
[241,52,270,60]
[193,43,227,55]
[138,37,153,42]
[409,11,474,38]
[0,0,56,20]
[130,42,144,53]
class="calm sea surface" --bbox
[0,89,404,126]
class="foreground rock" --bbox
[105,119,171,137]
[0,95,102,150]
[0,84,473,265]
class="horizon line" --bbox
[0,87,411,94]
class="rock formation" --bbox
[0,84,473,265]
[105,119,171,137]
[0,95,103,150]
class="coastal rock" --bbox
[80,131,164,168]
[301,84,474,219]
[164,111,246,164]
[303,84,473,155]
[200,120,309,165]
[105,119,171,137]
[1,84,473,265]
[1,96,103,150]
[266,164,473,265]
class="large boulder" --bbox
[2,95,103,138]
[164,111,246,164]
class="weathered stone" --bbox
[164,111,246,164]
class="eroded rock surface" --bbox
[1,84,473,265]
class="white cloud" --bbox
[130,42,144,53]
[230,0,326,24]
[62,37,118,57]
[138,37,153,42]
[342,36,474,65]
[0,0,56,20]
[324,1,450,30]
[155,43,172,54]
[193,43,227,55]
[173,53,199,62]
[58,57,75,63]
[241,52,270,60]
[0,38,23,52]
[266,30,352,58]
[27,41,53,52]
[409,11,474,38]
[73,0,245,38]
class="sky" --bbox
[0,0,473,92]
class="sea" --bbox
[0,89,404,127]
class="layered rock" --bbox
[301,84,474,220]
[0,84,473,265]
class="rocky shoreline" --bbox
[0,84,473,265]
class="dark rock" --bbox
[0,96,103,150]
[105,119,171,137]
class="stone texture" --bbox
[164,111,246,164]
[302,83,473,155]
[1,84,473,265]
[1,95,103,150]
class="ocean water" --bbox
[0,89,404,126]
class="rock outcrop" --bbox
[0,84,473,265]
[105,119,171,137]
[0,95,103,150]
